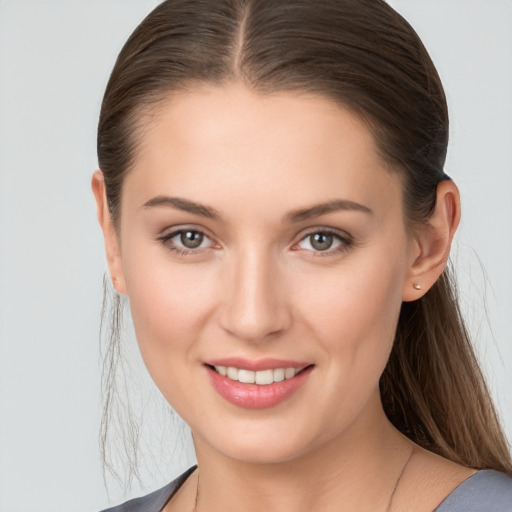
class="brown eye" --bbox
[180,230,204,249]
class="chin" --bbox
[222,441,308,465]
[195,420,323,466]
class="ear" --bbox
[91,170,128,296]
[402,180,461,302]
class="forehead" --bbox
[124,83,402,220]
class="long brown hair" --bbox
[97,0,511,476]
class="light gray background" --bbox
[0,1,511,511]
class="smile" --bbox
[212,365,305,385]
[205,361,314,409]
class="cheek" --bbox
[299,256,403,330]
[121,246,217,383]
[293,246,407,375]
[285,252,406,437]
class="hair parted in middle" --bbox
[97,0,512,479]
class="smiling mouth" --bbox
[208,365,311,385]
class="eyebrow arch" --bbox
[142,196,222,220]
[285,199,373,223]
[142,196,372,223]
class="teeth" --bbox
[227,367,239,380]
[285,368,296,379]
[255,369,273,385]
[238,369,255,384]
[273,368,285,382]
[214,365,304,385]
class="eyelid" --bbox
[291,227,354,255]
[157,224,353,256]
[157,225,219,254]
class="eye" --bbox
[295,230,351,255]
[159,228,215,255]
[178,230,205,249]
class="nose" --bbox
[219,246,292,343]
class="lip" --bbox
[205,361,314,409]
[204,357,310,371]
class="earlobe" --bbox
[402,180,461,302]
[91,170,128,296]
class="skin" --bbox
[93,83,473,511]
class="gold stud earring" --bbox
[413,283,421,290]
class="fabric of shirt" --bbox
[100,467,512,512]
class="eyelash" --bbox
[157,227,354,257]
[158,228,216,257]
[293,228,354,257]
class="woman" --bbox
[92,0,512,510]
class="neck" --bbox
[192,393,413,512]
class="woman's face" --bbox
[115,84,416,464]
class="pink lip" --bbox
[205,357,309,371]
[205,363,314,409]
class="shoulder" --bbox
[98,466,197,512]
[435,470,512,512]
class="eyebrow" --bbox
[284,199,373,223]
[143,196,222,220]
[142,196,372,223]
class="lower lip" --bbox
[206,365,313,409]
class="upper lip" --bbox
[204,357,312,371]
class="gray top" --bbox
[101,467,512,512]
[434,470,512,511]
